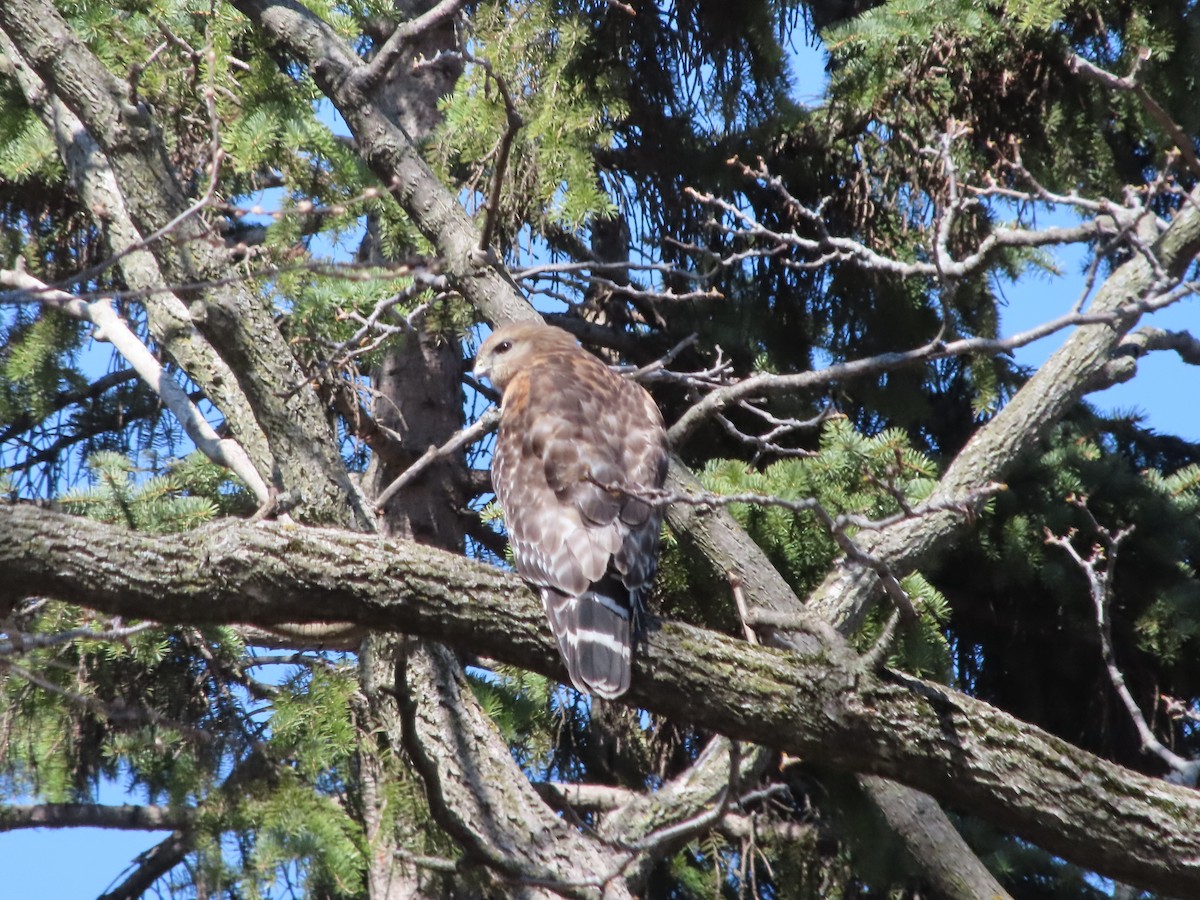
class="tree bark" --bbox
[0,803,189,831]
[2,503,1197,897]
[398,642,631,899]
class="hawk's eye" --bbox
[494,340,513,354]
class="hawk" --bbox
[473,322,669,698]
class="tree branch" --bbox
[0,266,271,505]
[667,289,1192,446]
[0,803,190,832]
[0,368,138,445]
[97,830,192,900]
[353,0,465,93]
[1047,506,1200,785]
[2,505,1198,896]
[397,641,631,899]
[807,184,1200,635]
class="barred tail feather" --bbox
[541,576,635,699]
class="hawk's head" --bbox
[472,321,579,393]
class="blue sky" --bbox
[5,25,1200,900]
[1000,235,1199,442]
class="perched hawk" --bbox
[473,322,669,698]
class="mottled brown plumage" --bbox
[473,322,668,698]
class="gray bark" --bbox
[398,642,631,899]
[2,503,1197,897]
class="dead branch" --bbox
[1068,50,1200,180]
[1046,499,1200,786]
[373,407,499,511]
[0,264,271,504]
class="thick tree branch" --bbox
[1096,324,1200,387]
[2,505,1197,896]
[398,642,631,899]
[662,460,1009,899]
[807,186,1200,634]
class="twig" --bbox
[620,332,699,379]
[354,0,466,93]
[512,259,710,283]
[687,156,1119,282]
[0,656,215,744]
[373,407,500,511]
[1046,499,1200,785]
[730,572,758,644]
[610,478,1004,535]
[127,41,168,105]
[60,109,227,292]
[858,609,903,673]
[321,268,446,370]
[1,619,156,656]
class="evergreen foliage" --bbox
[3,0,1200,896]
[432,0,624,239]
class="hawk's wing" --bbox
[491,350,667,697]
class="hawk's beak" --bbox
[472,357,489,382]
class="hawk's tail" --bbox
[541,576,638,699]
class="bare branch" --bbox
[373,407,499,511]
[1047,501,1200,786]
[0,803,191,832]
[686,163,1116,282]
[1068,50,1200,180]
[473,55,523,253]
[0,619,156,657]
[0,368,139,445]
[354,0,466,93]
[0,265,271,505]
[668,288,1195,446]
